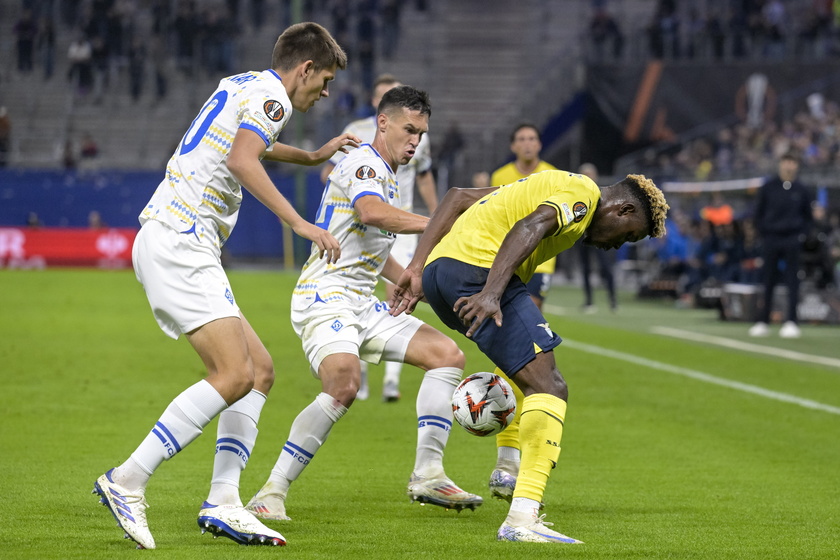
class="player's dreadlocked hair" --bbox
[619,174,669,238]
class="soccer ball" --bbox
[451,372,517,437]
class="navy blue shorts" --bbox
[422,258,562,375]
[526,273,551,302]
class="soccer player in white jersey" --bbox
[92,23,361,550]
[319,74,438,402]
[245,85,481,522]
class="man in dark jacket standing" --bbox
[749,152,813,338]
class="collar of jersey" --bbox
[363,143,395,175]
[267,69,282,81]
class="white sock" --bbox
[413,367,462,477]
[207,389,266,506]
[383,361,402,386]
[510,497,541,516]
[496,446,521,472]
[116,380,227,491]
[267,393,347,492]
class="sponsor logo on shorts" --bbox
[573,202,588,223]
[331,319,343,332]
[225,288,235,305]
[355,165,376,180]
[537,322,553,337]
[263,100,285,122]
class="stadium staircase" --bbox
[0,0,658,174]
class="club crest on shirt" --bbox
[263,100,285,122]
[573,201,588,223]
[355,165,376,180]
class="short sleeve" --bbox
[239,86,291,147]
[347,161,389,206]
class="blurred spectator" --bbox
[150,33,168,102]
[700,192,734,226]
[739,219,763,284]
[173,2,197,75]
[589,7,624,60]
[67,33,94,97]
[127,38,146,102]
[88,210,106,229]
[471,170,490,189]
[27,212,43,228]
[437,121,465,186]
[80,132,99,159]
[802,204,836,289]
[0,107,10,168]
[39,16,56,80]
[749,152,813,338]
[381,0,402,59]
[356,8,376,90]
[14,8,37,73]
[90,35,109,104]
[577,163,617,312]
[648,0,681,59]
[63,138,77,170]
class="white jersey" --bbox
[294,144,400,304]
[140,69,293,249]
[329,116,432,211]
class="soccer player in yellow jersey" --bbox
[490,124,558,309]
[389,169,668,543]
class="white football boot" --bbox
[497,510,583,544]
[93,469,156,550]
[246,483,291,521]
[198,502,286,546]
[407,472,483,511]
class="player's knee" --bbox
[543,369,568,400]
[520,368,568,400]
[425,338,465,370]
[253,361,275,393]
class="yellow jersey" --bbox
[427,170,600,283]
[490,160,558,274]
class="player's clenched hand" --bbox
[388,268,424,316]
[294,222,341,263]
[453,292,503,338]
[316,133,361,161]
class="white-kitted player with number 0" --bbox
[245,85,483,522]
[92,22,360,550]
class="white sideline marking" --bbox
[561,339,840,416]
[650,326,840,370]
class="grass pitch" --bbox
[1,268,839,559]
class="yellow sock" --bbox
[494,367,524,450]
[513,393,567,502]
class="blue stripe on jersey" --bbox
[154,421,182,453]
[216,437,251,458]
[283,440,314,459]
[351,191,385,205]
[240,123,272,146]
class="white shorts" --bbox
[291,294,424,376]
[389,232,418,269]
[133,220,239,339]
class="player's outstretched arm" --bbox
[455,205,558,337]
[389,186,497,316]
[228,128,341,263]
[263,132,361,166]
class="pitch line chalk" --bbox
[650,326,840,370]
[561,339,840,416]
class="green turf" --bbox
[1,269,839,559]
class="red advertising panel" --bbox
[0,227,138,268]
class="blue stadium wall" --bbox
[0,169,326,261]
